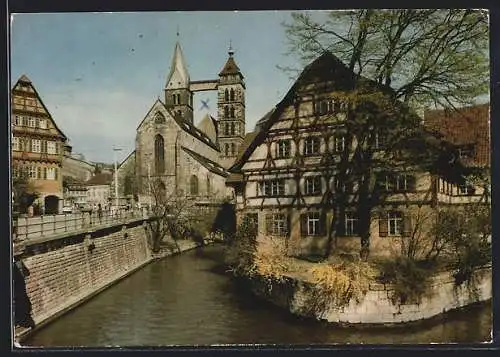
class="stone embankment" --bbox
[13,217,203,343]
[249,265,492,325]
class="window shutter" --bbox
[407,175,417,191]
[265,214,273,235]
[379,212,388,237]
[300,214,308,236]
[402,214,412,237]
[320,211,327,236]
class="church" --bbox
[117,40,246,205]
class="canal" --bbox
[23,245,492,346]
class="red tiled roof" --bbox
[423,103,490,167]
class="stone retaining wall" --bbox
[250,266,492,324]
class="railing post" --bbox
[40,214,44,237]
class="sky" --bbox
[10,11,309,164]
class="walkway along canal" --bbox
[23,245,492,346]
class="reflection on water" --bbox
[23,245,492,347]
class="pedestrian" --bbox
[98,203,103,223]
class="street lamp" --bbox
[113,146,122,210]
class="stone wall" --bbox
[250,265,492,324]
[15,219,151,333]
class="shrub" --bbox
[377,257,432,304]
[224,216,257,277]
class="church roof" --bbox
[196,113,218,144]
[219,55,242,77]
[165,42,190,90]
[181,146,228,177]
[85,173,113,186]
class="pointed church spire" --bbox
[165,41,190,90]
[219,41,242,77]
[228,39,234,57]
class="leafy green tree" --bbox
[12,167,38,215]
[281,10,488,258]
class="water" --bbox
[23,245,492,347]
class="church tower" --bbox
[217,44,246,167]
[164,42,194,124]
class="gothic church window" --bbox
[231,122,235,135]
[224,123,229,136]
[224,89,229,101]
[154,134,165,174]
[154,112,166,124]
[190,175,199,195]
[224,106,229,118]
[231,143,235,156]
[230,106,235,118]
[230,88,235,101]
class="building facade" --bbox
[85,173,113,208]
[11,75,68,214]
[119,41,246,206]
[226,52,489,258]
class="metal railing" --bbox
[12,208,151,241]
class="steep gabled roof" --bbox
[229,52,352,172]
[181,146,228,177]
[219,55,242,76]
[196,113,218,144]
[424,103,490,168]
[165,42,190,90]
[12,74,68,140]
[85,173,113,186]
[136,99,220,152]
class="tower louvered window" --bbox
[230,88,235,101]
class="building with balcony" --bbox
[11,75,68,214]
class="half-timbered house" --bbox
[226,52,489,258]
[11,75,68,214]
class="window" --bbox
[39,119,47,129]
[32,139,41,153]
[154,112,166,124]
[266,213,288,236]
[230,88,235,101]
[458,145,474,160]
[380,173,416,192]
[190,175,199,195]
[29,166,36,179]
[244,213,259,232]
[12,136,19,151]
[55,167,58,180]
[439,178,446,193]
[372,132,386,149]
[316,100,329,115]
[230,106,235,118]
[14,115,20,126]
[41,140,47,153]
[28,117,35,127]
[173,94,181,105]
[224,106,229,118]
[225,143,229,156]
[259,180,285,196]
[22,116,28,126]
[345,212,359,236]
[206,176,211,195]
[154,134,165,174]
[300,212,325,236]
[276,140,291,158]
[47,141,57,154]
[43,167,47,179]
[305,176,322,195]
[334,135,345,152]
[231,143,235,156]
[458,184,475,196]
[224,89,229,102]
[304,137,320,156]
[387,211,403,236]
[231,122,235,135]
[37,167,41,179]
[46,167,56,180]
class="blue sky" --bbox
[10,11,309,163]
